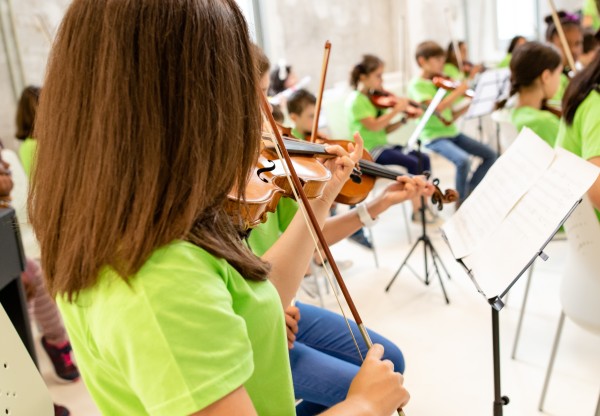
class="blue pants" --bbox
[426,133,497,202]
[375,146,431,175]
[291,302,405,415]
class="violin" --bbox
[368,89,453,127]
[432,76,475,99]
[264,136,459,209]
[227,146,333,228]
[367,89,421,117]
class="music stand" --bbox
[465,69,511,154]
[440,129,600,415]
[385,88,452,303]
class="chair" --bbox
[539,196,600,415]
[0,304,54,416]
[490,108,519,154]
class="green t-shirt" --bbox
[247,197,298,256]
[443,63,464,80]
[18,137,37,177]
[345,90,388,150]
[556,89,600,223]
[511,106,560,147]
[584,0,600,30]
[497,53,511,69]
[408,77,459,142]
[549,73,570,107]
[57,240,295,416]
[291,127,305,140]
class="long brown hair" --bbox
[15,85,41,140]
[29,0,269,299]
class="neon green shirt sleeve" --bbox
[18,137,37,177]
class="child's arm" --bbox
[436,82,470,112]
[360,99,409,132]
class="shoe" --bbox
[347,232,373,250]
[42,337,80,382]
[54,404,70,416]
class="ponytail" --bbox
[562,55,600,125]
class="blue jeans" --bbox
[291,302,405,416]
[426,133,497,202]
[375,146,431,175]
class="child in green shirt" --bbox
[444,40,483,81]
[345,54,434,221]
[498,41,563,147]
[30,2,410,415]
[556,42,600,221]
[15,85,41,177]
[497,35,527,68]
[408,41,497,205]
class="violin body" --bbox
[368,89,399,109]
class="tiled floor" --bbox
[38,153,599,415]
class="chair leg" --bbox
[539,311,566,412]
[401,202,412,244]
[365,226,379,269]
[511,263,535,359]
[595,390,600,416]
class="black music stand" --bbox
[384,88,452,303]
[384,138,451,303]
[443,200,580,415]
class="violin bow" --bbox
[444,7,465,75]
[260,92,406,416]
[309,41,331,143]
[547,0,578,74]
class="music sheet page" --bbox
[442,129,600,298]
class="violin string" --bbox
[262,112,365,362]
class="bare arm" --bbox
[189,387,257,416]
[385,119,406,134]
[360,99,409,132]
[436,82,469,112]
[588,157,600,211]
[263,135,364,307]
[322,177,418,246]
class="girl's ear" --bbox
[540,68,552,84]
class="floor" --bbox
[38,153,599,416]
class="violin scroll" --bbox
[430,178,459,210]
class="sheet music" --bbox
[465,68,510,119]
[442,128,555,258]
[442,129,600,298]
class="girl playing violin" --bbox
[346,54,434,222]
[252,44,438,415]
[30,1,409,415]
[545,11,583,104]
[556,24,600,220]
[498,41,563,147]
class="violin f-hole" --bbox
[257,160,276,183]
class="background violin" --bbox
[368,89,453,127]
[432,75,475,99]
[265,136,459,208]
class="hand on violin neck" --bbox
[392,97,410,114]
[377,176,418,209]
[317,132,364,205]
[412,175,437,198]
